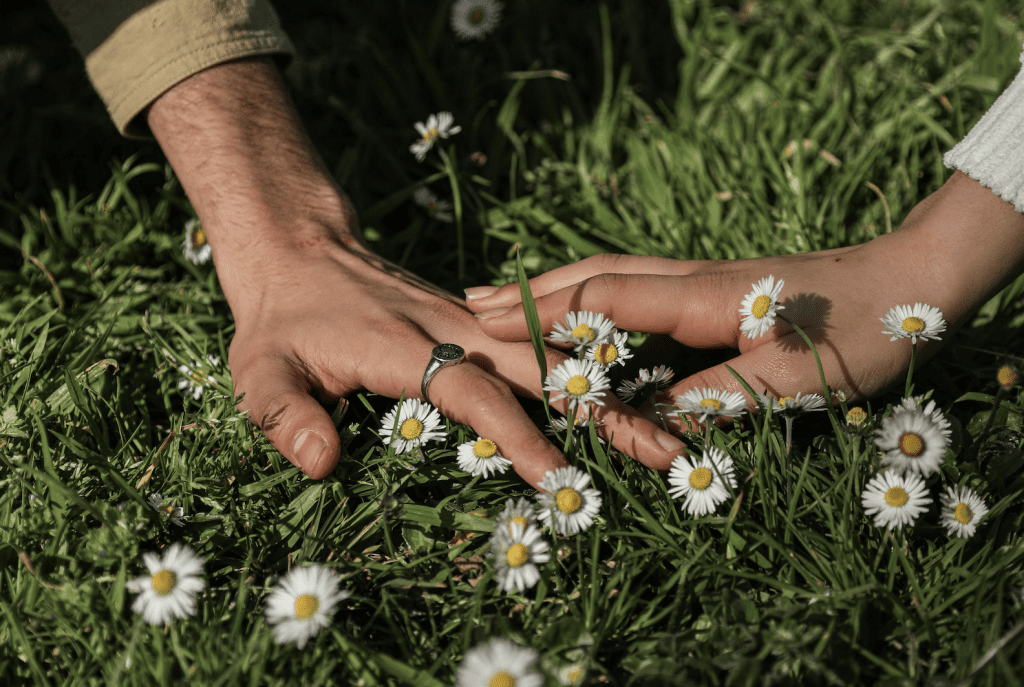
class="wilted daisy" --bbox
[491,521,550,593]
[543,358,610,409]
[939,485,989,538]
[265,564,351,649]
[739,275,785,339]
[126,543,205,625]
[894,396,952,440]
[667,447,737,517]
[757,391,827,418]
[177,354,219,400]
[495,497,537,536]
[550,311,616,352]
[846,407,869,428]
[998,365,1018,388]
[456,437,512,478]
[147,493,184,527]
[410,111,461,161]
[450,0,503,41]
[456,637,543,687]
[379,398,447,453]
[536,466,603,535]
[412,187,454,222]
[861,471,931,530]
[182,219,211,265]
[880,303,946,345]
[674,388,746,424]
[616,365,675,402]
[586,330,633,368]
[875,404,949,477]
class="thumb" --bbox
[233,356,342,479]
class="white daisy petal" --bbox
[456,637,543,687]
[535,466,602,535]
[490,521,550,593]
[126,543,205,625]
[738,275,785,339]
[550,311,616,353]
[265,564,351,649]
[880,303,946,345]
[182,219,212,265]
[543,358,610,409]
[412,187,455,223]
[617,365,675,402]
[586,330,633,368]
[410,111,462,161]
[494,497,537,537]
[674,388,747,424]
[861,471,931,530]
[874,402,949,477]
[667,447,737,517]
[177,354,219,400]
[379,398,447,454]
[456,437,512,478]
[450,0,504,41]
[756,391,827,418]
[939,485,988,538]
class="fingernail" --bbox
[475,306,511,319]
[293,429,327,469]
[464,286,499,300]
[655,430,685,454]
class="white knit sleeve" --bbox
[944,47,1024,213]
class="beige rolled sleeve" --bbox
[46,0,296,138]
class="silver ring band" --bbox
[421,343,466,405]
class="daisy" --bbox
[410,111,461,162]
[616,365,675,402]
[738,275,785,339]
[557,662,587,686]
[757,391,827,418]
[456,437,512,478]
[667,447,737,517]
[545,414,606,444]
[177,355,219,400]
[147,493,184,527]
[998,365,1018,388]
[674,388,746,424]
[860,471,931,530]
[450,0,504,41]
[550,311,616,352]
[536,466,603,535]
[894,396,952,440]
[875,405,949,477]
[265,564,351,649]
[412,187,454,223]
[880,303,946,345]
[543,358,610,409]
[495,497,537,536]
[126,543,205,625]
[182,219,211,265]
[586,330,633,368]
[491,521,550,593]
[846,407,869,428]
[379,398,447,454]
[456,637,543,687]
[939,485,989,538]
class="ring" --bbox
[421,343,466,406]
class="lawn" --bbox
[1,0,1024,684]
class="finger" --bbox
[474,272,748,349]
[233,355,349,479]
[464,253,709,311]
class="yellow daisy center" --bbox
[566,666,583,684]
[423,127,439,142]
[400,418,424,440]
[506,543,529,568]
[488,672,516,687]
[689,467,713,490]
[159,504,176,516]
[846,407,867,427]
[594,342,618,364]
[191,226,207,248]
[473,439,498,459]
[998,365,1018,388]
[151,569,177,596]
[885,486,909,508]
[699,398,722,412]
[469,7,485,24]
[509,516,528,530]
[901,316,925,333]
[571,323,595,342]
[556,487,582,514]
[898,432,924,458]
[294,594,320,620]
[778,396,795,408]
[565,375,591,397]
[954,502,974,525]
[751,294,771,319]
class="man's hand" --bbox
[466,171,1024,434]
[145,58,687,485]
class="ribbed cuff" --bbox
[84,0,295,139]
[944,48,1024,213]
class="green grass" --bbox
[2,0,1024,684]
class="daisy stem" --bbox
[438,147,465,283]
[777,314,837,421]
[904,342,917,398]
[784,417,794,502]
[646,388,670,432]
